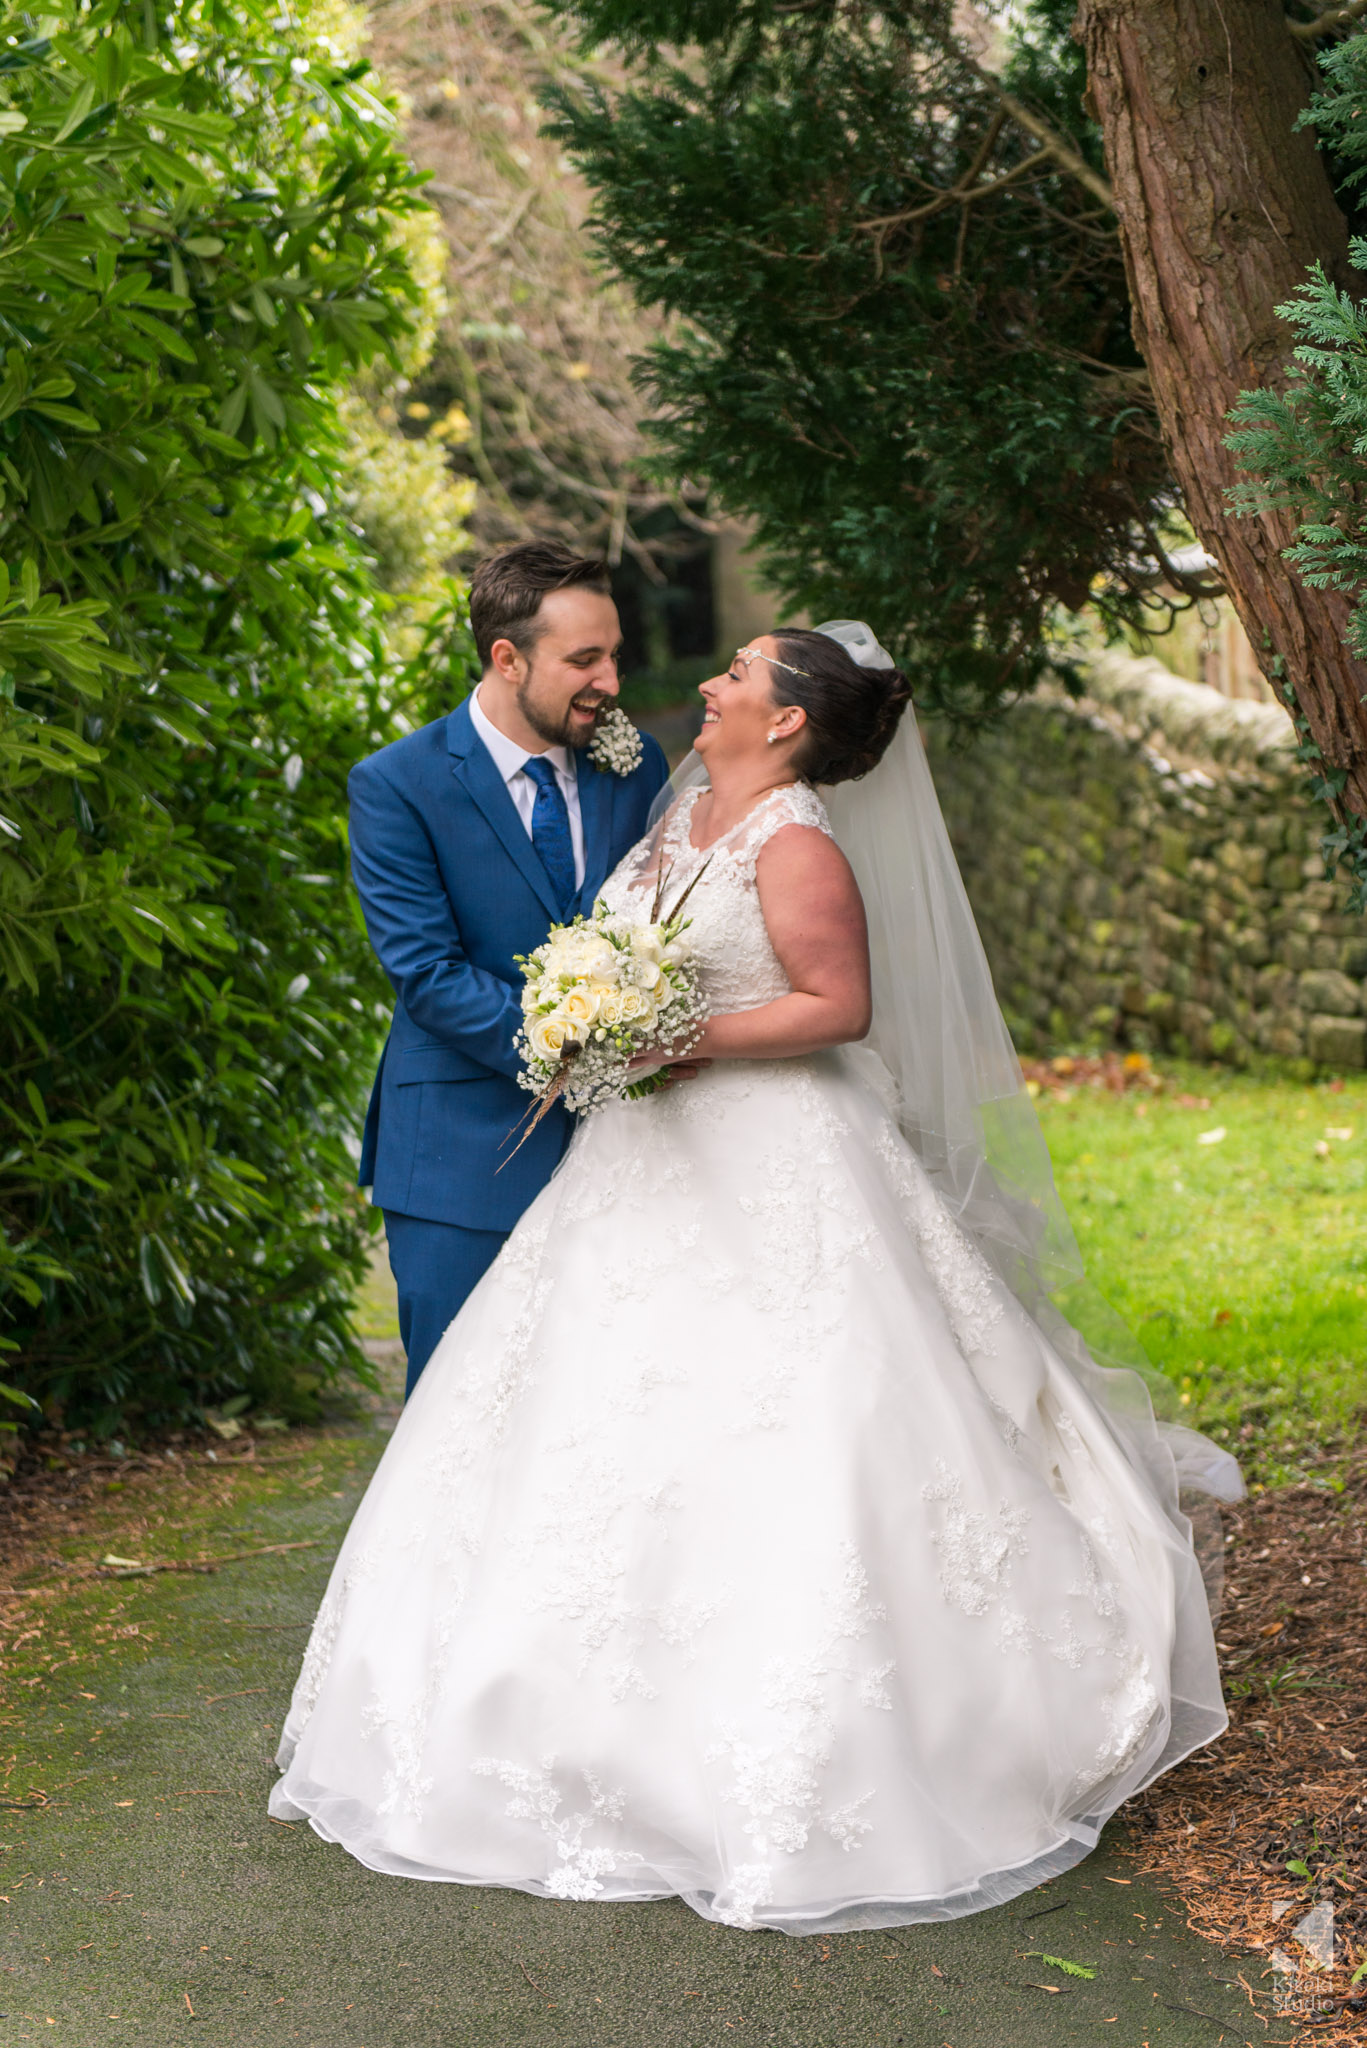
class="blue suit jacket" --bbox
[349,698,669,1232]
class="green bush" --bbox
[0,0,476,1437]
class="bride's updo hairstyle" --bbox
[768,629,913,786]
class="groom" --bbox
[349,541,670,1395]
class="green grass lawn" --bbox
[344,1063,1366,1480]
[353,1232,400,1341]
[1036,1061,1367,1475]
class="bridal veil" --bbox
[651,619,1242,1550]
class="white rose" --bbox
[615,986,649,1024]
[631,927,664,964]
[527,1013,570,1063]
[597,989,626,1026]
[561,987,600,1030]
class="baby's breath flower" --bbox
[515,890,708,1114]
[586,705,644,778]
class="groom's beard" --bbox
[516,676,610,751]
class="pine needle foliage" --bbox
[542,0,1173,724]
[0,0,475,1436]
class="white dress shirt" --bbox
[469,684,586,889]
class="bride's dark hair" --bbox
[767,629,913,786]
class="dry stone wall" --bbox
[929,650,1367,1070]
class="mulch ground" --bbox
[1018,1047,1202,1103]
[0,1427,281,1616]
[1124,1461,1367,2042]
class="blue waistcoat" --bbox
[349,698,669,1232]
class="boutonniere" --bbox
[586,704,644,777]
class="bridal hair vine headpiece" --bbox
[735,643,810,680]
[737,619,895,682]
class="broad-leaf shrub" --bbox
[0,0,475,1435]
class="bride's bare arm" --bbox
[682,824,872,1061]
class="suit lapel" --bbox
[577,758,614,909]
[446,701,562,922]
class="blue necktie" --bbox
[522,756,577,918]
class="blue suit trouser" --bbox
[383,1210,510,1400]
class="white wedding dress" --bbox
[271,782,1233,1934]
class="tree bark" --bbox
[1076,0,1367,823]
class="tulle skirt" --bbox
[270,1049,1237,1933]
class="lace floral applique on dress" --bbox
[470,1757,640,1901]
[873,1125,1005,1358]
[922,1461,1031,1627]
[599,781,834,1021]
[704,1545,893,1926]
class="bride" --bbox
[270,619,1241,1934]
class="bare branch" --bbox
[856,146,1052,234]
[1287,0,1367,37]
[959,54,1115,211]
[453,186,537,279]
[1136,522,1227,601]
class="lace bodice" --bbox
[598,782,834,1015]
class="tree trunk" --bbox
[1076,0,1367,824]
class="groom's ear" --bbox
[487,635,526,684]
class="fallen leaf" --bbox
[1197,1126,1227,1145]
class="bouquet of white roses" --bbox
[512,865,710,1127]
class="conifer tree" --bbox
[544,0,1367,868]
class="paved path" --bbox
[0,1397,1264,2046]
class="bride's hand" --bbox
[661,1057,711,1083]
[626,1049,712,1086]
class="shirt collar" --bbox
[471,684,575,786]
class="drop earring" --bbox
[766,732,780,745]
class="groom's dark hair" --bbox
[469,541,612,669]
